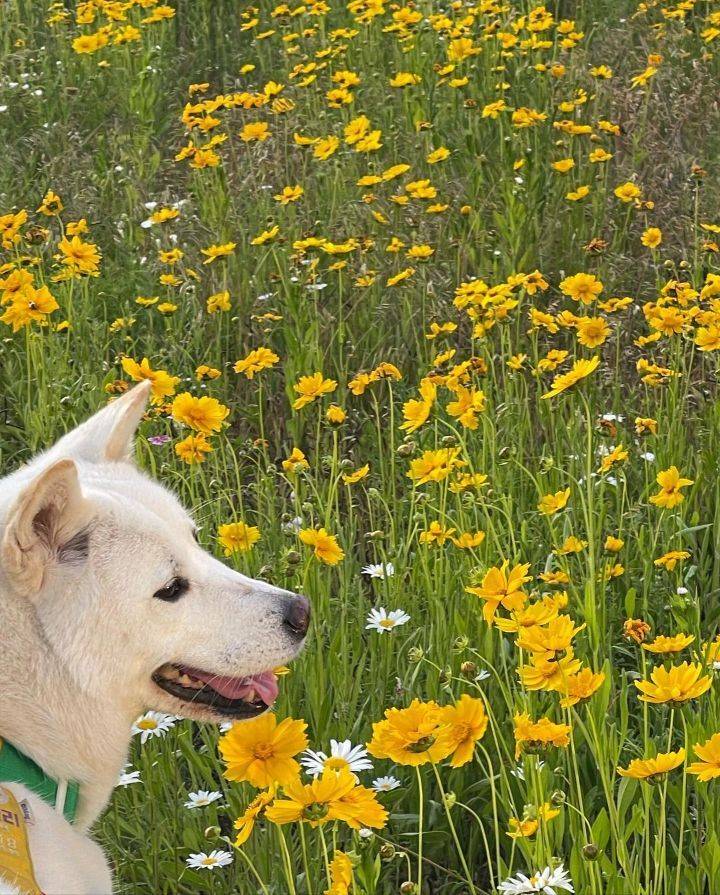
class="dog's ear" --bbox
[2,459,92,595]
[50,380,151,464]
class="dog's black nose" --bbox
[283,594,311,639]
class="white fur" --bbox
[0,383,307,893]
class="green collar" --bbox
[0,737,79,823]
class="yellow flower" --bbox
[559,668,605,708]
[617,749,685,782]
[559,272,603,304]
[0,285,59,331]
[451,530,485,549]
[239,121,271,142]
[614,181,642,203]
[292,372,337,409]
[201,242,237,264]
[218,522,261,555]
[251,225,280,246]
[642,633,695,654]
[326,404,347,424]
[649,466,693,508]
[515,615,586,659]
[538,488,570,515]
[274,185,304,204]
[654,550,690,571]
[466,562,531,625]
[175,433,213,465]
[367,699,455,766]
[266,768,387,830]
[576,316,610,348]
[441,695,488,767]
[688,734,720,782]
[556,535,587,554]
[299,528,345,564]
[121,357,179,404]
[518,649,582,692]
[604,535,624,552]
[407,448,464,485]
[171,393,230,434]
[220,713,308,788]
[282,447,309,475]
[341,464,369,484]
[635,662,712,705]
[542,356,600,399]
[324,851,354,895]
[513,713,570,760]
[234,347,280,379]
[37,189,63,215]
[641,227,662,248]
[207,290,231,313]
[234,790,274,846]
[419,522,456,547]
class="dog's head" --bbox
[0,383,310,722]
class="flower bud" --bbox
[408,646,424,664]
[400,883,418,895]
[443,790,457,810]
[204,826,221,839]
[396,443,414,457]
[453,635,469,652]
[583,843,600,861]
[286,550,302,565]
[551,790,566,806]
[440,435,456,446]
[460,661,477,678]
[380,844,396,861]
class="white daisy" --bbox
[184,790,223,809]
[498,863,574,894]
[372,775,401,792]
[185,850,234,870]
[131,711,176,744]
[361,562,395,579]
[116,766,141,787]
[283,516,303,534]
[301,739,374,777]
[366,607,410,633]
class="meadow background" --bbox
[2,0,720,892]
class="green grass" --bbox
[2,0,720,892]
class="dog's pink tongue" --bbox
[182,667,279,705]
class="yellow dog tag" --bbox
[0,785,43,895]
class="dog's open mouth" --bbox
[151,663,279,718]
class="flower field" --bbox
[3,0,720,892]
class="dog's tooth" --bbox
[244,688,256,703]
[163,667,180,681]
[177,673,194,687]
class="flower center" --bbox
[379,619,395,628]
[302,802,329,821]
[138,720,157,730]
[324,756,349,771]
[407,735,436,753]
[253,743,275,760]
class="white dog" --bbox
[0,382,310,894]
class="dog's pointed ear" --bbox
[2,459,91,595]
[51,380,151,464]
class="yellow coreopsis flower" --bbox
[559,668,605,708]
[617,749,685,782]
[518,649,582,692]
[218,522,261,555]
[513,713,571,760]
[688,734,720,781]
[538,488,570,515]
[175,434,213,465]
[292,372,337,409]
[367,699,455,766]
[515,615,586,659]
[282,447,309,475]
[560,272,603,304]
[441,695,488,767]
[466,561,532,624]
[542,356,600,399]
[635,662,711,705]
[407,448,464,485]
[642,633,695,654]
[654,550,690,571]
[171,393,230,434]
[341,464,369,485]
[299,528,345,564]
[201,241,237,264]
[220,713,308,787]
[266,768,387,830]
[234,347,280,379]
[649,466,693,508]
[121,356,180,404]
[234,791,274,846]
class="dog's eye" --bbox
[153,577,189,603]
